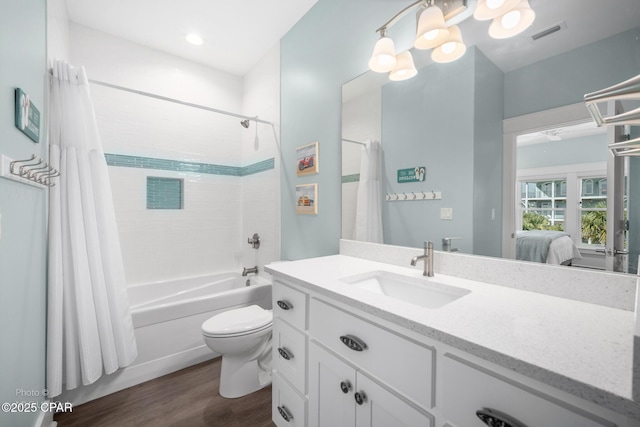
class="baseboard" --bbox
[59,345,217,407]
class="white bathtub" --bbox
[129,272,272,327]
[61,272,272,406]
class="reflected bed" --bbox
[516,230,582,265]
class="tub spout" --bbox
[242,266,259,276]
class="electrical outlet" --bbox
[440,208,453,220]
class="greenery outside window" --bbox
[579,177,607,246]
[520,180,566,231]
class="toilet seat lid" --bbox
[202,305,272,336]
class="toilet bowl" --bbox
[202,304,273,398]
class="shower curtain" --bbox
[354,140,384,243]
[47,61,137,397]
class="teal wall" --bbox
[280,0,401,260]
[380,48,503,256]
[0,0,48,426]
[504,27,640,119]
[281,0,640,261]
[472,49,504,257]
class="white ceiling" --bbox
[64,0,640,77]
[64,0,319,76]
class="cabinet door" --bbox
[355,373,433,427]
[309,342,356,427]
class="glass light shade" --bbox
[488,0,535,39]
[389,51,417,81]
[368,36,397,73]
[414,6,450,50]
[431,25,467,63]
[473,0,519,20]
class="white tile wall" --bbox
[70,25,281,285]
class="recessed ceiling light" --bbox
[185,33,204,46]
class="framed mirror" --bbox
[341,1,640,274]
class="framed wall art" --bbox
[295,183,318,214]
[296,141,319,176]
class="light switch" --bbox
[440,208,453,220]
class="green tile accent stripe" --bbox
[342,173,360,184]
[105,153,274,177]
[242,158,275,176]
[147,177,183,209]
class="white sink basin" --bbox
[340,271,470,309]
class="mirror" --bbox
[341,1,640,274]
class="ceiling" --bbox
[64,0,319,76]
[64,0,640,77]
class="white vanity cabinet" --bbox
[272,280,309,427]
[308,341,433,427]
[441,354,619,427]
[270,275,639,427]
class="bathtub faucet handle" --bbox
[247,233,260,249]
[242,266,259,277]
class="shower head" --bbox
[240,119,250,128]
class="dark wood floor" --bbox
[54,358,275,427]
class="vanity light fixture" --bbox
[368,0,535,80]
[185,33,204,46]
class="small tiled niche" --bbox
[146,176,183,209]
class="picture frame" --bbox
[296,141,319,176]
[295,183,318,215]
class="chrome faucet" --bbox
[411,241,434,277]
[242,266,259,276]
[441,237,461,252]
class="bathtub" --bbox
[129,272,272,328]
[61,272,272,406]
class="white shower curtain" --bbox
[354,140,384,243]
[47,61,137,397]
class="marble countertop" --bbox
[265,254,640,419]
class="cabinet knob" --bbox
[339,334,367,352]
[476,408,525,427]
[340,380,352,394]
[354,391,367,405]
[277,405,294,422]
[276,300,293,310]
[277,347,294,360]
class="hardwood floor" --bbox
[54,358,275,427]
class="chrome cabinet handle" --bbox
[277,405,294,422]
[276,300,293,310]
[354,391,367,405]
[476,408,525,427]
[339,335,367,351]
[277,347,294,360]
[340,380,352,394]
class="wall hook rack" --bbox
[385,191,442,201]
[0,154,60,188]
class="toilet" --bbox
[202,305,273,398]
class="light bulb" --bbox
[423,29,439,40]
[501,10,521,29]
[441,42,456,54]
[486,0,505,9]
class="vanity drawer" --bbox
[273,371,307,427]
[309,298,434,409]
[273,281,307,331]
[442,354,616,427]
[273,317,307,393]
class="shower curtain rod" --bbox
[342,138,366,146]
[88,79,274,126]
